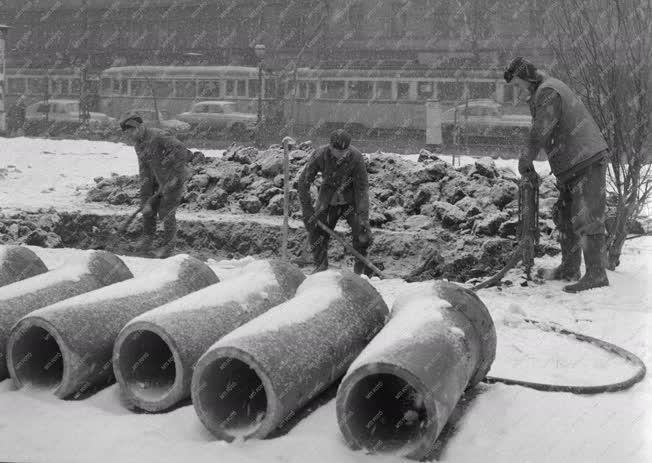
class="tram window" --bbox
[439,81,464,101]
[225,80,235,97]
[101,78,112,94]
[51,79,62,95]
[198,81,220,98]
[175,81,196,98]
[307,82,316,99]
[417,81,434,99]
[265,79,277,98]
[237,80,246,97]
[468,82,495,100]
[348,81,372,100]
[154,81,173,98]
[320,80,345,99]
[8,78,25,95]
[120,80,128,95]
[27,78,44,95]
[375,81,392,99]
[130,80,148,96]
[71,78,82,95]
[298,82,307,99]
[503,84,514,103]
[397,82,410,100]
[248,79,259,97]
[112,79,121,94]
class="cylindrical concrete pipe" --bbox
[113,259,306,412]
[336,280,496,460]
[191,269,389,441]
[0,245,49,287]
[0,250,132,379]
[7,254,218,398]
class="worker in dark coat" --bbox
[120,114,190,258]
[7,95,26,136]
[504,57,610,293]
[298,129,373,276]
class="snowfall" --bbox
[0,136,650,463]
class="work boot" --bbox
[537,233,581,281]
[563,234,609,293]
[136,234,154,256]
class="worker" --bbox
[504,57,610,293]
[298,129,373,276]
[120,114,189,258]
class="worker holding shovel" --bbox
[298,129,375,276]
[120,114,190,258]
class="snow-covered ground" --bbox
[0,239,650,463]
[0,136,650,462]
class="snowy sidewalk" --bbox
[0,241,649,463]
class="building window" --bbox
[8,78,25,95]
[347,81,373,100]
[348,3,364,38]
[390,2,408,38]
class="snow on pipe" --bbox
[191,270,389,441]
[7,254,218,398]
[0,250,133,380]
[113,259,306,412]
[0,246,49,287]
[336,281,496,460]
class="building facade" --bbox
[0,0,552,72]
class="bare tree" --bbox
[545,0,652,269]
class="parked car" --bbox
[25,99,115,135]
[441,99,532,143]
[121,108,190,133]
[177,101,257,138]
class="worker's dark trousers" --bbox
[308,204,373,276]
[142,186,184,245]
[553,158,608,253]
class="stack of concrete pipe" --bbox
[113,259,306,412]
[0,250,132,379]
[6,254,218,398]
[191,269,389,441]
[0,245,49,287]
[336,280,496,460]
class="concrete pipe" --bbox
[191,269,389,441]
[113,259,305,412]
[336,280,496,460]
[7,254,218,398]
[0,250,132,379]
[0,246,49,287]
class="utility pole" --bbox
[79,0,90,125]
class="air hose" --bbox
[480,317,647,394]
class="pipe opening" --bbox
[197,357,268,439]
[118,330,177,402]
[11,325,64,389]
[344,373,428,453]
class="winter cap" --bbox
[504,57,539,83]
[120,114,143,131]
[330,129,351,150]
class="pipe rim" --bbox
[113,321,185,412]
[7,316,71,397]
[337,362,440,460]
[191,345,280,441]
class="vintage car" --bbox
[121,108,190,133]
[441,99,532,143]
[177,101,257,137]
[25,99,115,134]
